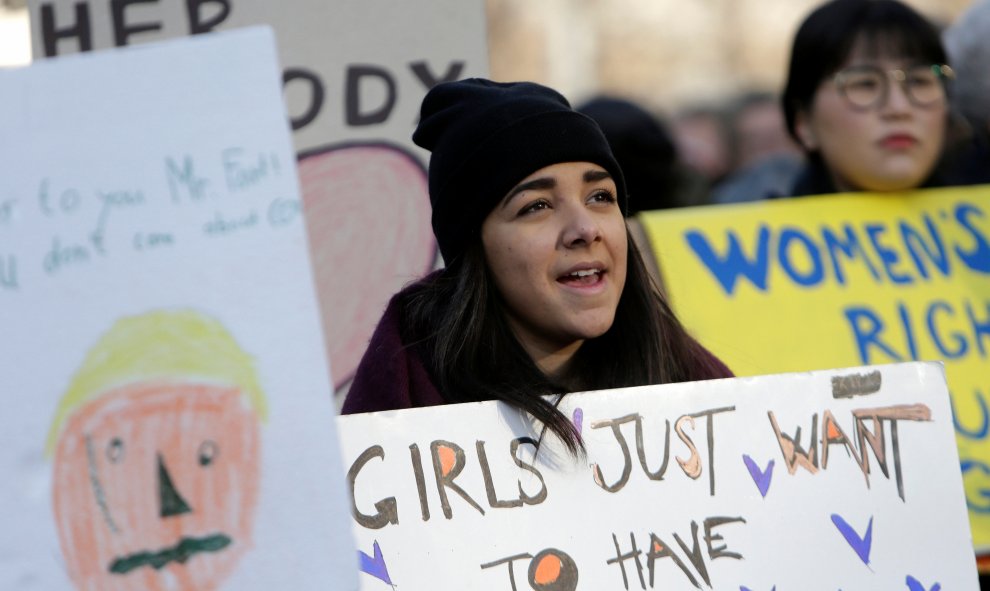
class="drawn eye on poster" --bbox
[0,28,356,589]
[47,310,264,590]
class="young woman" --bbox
[341,79,732,450]
[782,0,956,196]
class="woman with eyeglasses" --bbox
[782,0,955,195]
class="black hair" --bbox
[400,229,726,453]
[782,0,948,144]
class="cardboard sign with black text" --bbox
[338,362,976,589]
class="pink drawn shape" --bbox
[298,143,435,389]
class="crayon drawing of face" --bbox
[47,311,267,591]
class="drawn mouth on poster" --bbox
[108,532,232,574]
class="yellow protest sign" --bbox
[640,185,990,551]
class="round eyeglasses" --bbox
[833,64,954,109]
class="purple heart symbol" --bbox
[740,587,775,591]
[572,407,583,435]
[742,454,774,498]
[906,575,940,591]
[831,514,873,565]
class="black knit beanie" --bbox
[412,78,627,265]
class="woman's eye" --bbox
[848,77,879,91]
[908,74,936,88]
[589,190,617,204]
[517,200,550,216]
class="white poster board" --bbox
[0,29,356,589]
[27,0,490,392]
[337,362,977,589]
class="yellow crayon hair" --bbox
[46,309,267,456]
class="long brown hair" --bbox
[401,227,724,452]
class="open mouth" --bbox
[558,268,604,287]
[109,533,232,574]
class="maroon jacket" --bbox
[341,288,444,414]
[341,282,733,414]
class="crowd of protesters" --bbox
[573,0,990,214]
[348,0,990,449]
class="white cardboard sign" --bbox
[0,29,356,589]
[27,0,490,392]
[338,362,976,590]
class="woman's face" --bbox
[481,161,627,366]
[795,42,948,192]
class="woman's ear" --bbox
[794,109,819,151]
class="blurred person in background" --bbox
[670,105,733,202]
[782,0,955,196]
[577,96,692,212]
[941,0,990,186]
[713,90,804,203]
[729,91,802,172]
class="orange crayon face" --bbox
[52,382,261,591]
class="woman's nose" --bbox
[880,78,913,116]
[562,206,602,247]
